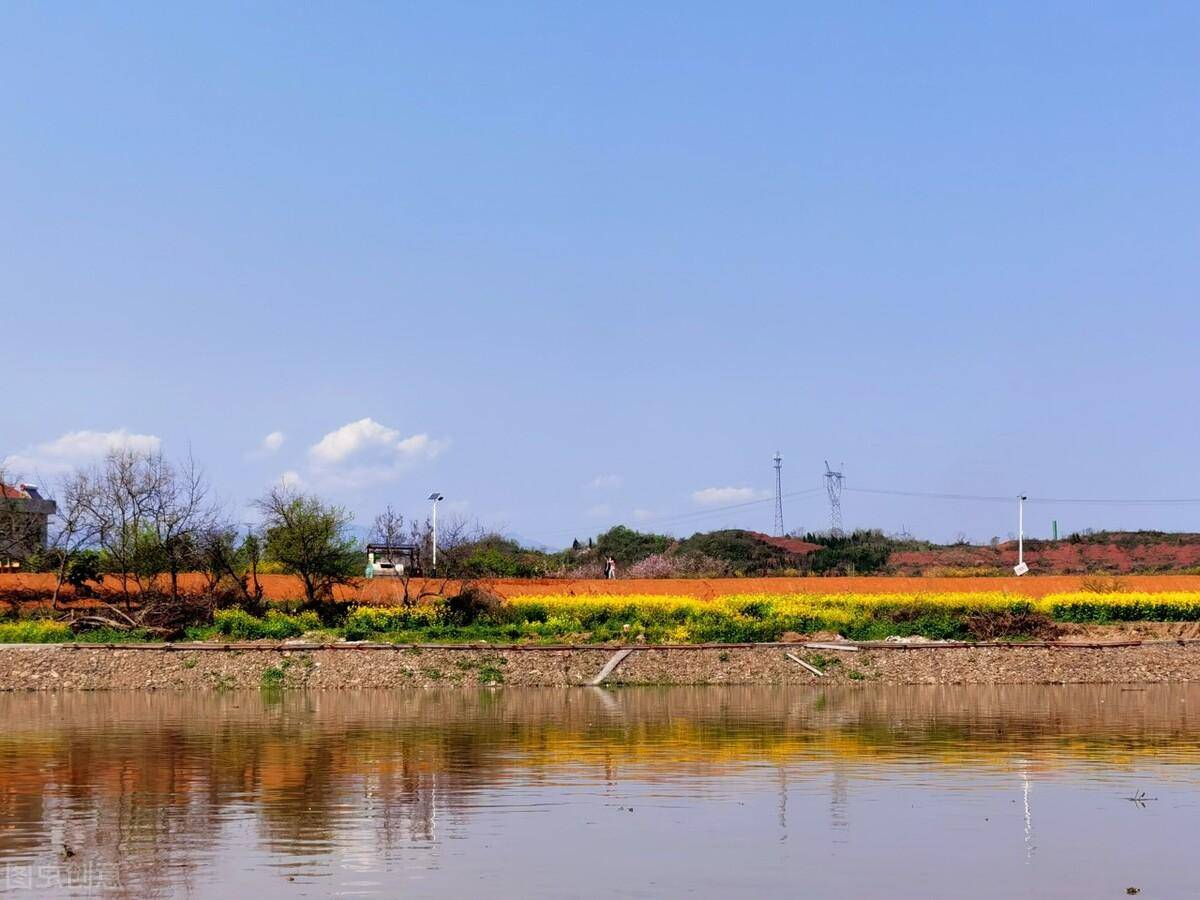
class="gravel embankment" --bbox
[2,641,1200,690]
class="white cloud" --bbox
[310,418,399,464]
[306,417,449,488]
[588,474,623,490]
[690,486,770,506]
[586,504,612,518]
[395,433,447,461]
[279,470,303,488]
[3,429,162,477]
[247,430,286,459]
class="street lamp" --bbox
[428,492,444,572]
[1014,495,1029,576]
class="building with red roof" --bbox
[0,483,57,569]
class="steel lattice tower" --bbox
[824,460,845,536]
[773,452,784,536]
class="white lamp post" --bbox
[1014,495,1029,576]
[428,492,444,572]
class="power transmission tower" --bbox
[773,452,784,536]
[824,460,845,536]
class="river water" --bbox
[1,685,1198,897]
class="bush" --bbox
[802,529,896,575]
[594,526,673,565]
[0,619,73,643]
[343,604,442,640]
[444,586,507,626]
[626,552,731,579]
[212,608,321,640]
[676,531,792,575]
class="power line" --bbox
[527,480,1200,547]
[529,487,823,544]
[1027,496,1200,505]
[846,486,1200,505]
[846,486,1013,503]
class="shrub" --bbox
[676,531,792,575]
[626,552,731,579]
[1080,575,1127,594]
[594,526,673,565]
[0,619,73,643]
[444,586,507,626]
[343,604,442,640]
[964,610,1061,641]
[212,608,321,640]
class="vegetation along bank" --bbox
[5,589,1200,689]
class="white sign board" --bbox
[1013,561,1029,576]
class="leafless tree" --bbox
[73,449,217,607]
[370,505,407,547]
[146,453,216,599]
[46,469,102,610]
[407,513,480,574]
[77,450,157,607]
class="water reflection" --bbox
[2,685,1199,897]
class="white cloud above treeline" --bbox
[303,417,448,488]
[3,429,162,477]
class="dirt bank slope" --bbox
[4,641,1200,690]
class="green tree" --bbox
[677,530,792,575]
[256,486,361,610]
[595,525,673,565]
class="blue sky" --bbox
[3,2,1198,546]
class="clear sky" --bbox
[4,2,1198,546]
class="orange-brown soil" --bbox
[5,572,1200,611]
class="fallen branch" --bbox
[786,652,826,677]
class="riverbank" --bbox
[4,639,1200,690]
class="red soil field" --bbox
[5,572,1200,608]
[890,540,1200,575]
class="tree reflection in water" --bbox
[1,685,1198,896]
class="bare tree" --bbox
[370,505,407,547]
[407,513,479,575]
[72,449,217,607]
[146,453,216,600]
[79,450,157,607]
[46,469,102,610]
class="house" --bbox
[0,483,57,570]
[365,542,422,577]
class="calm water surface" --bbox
[2,685,1199,897]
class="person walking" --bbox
[605,556,617,580]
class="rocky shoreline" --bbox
[3,640,1200,690]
